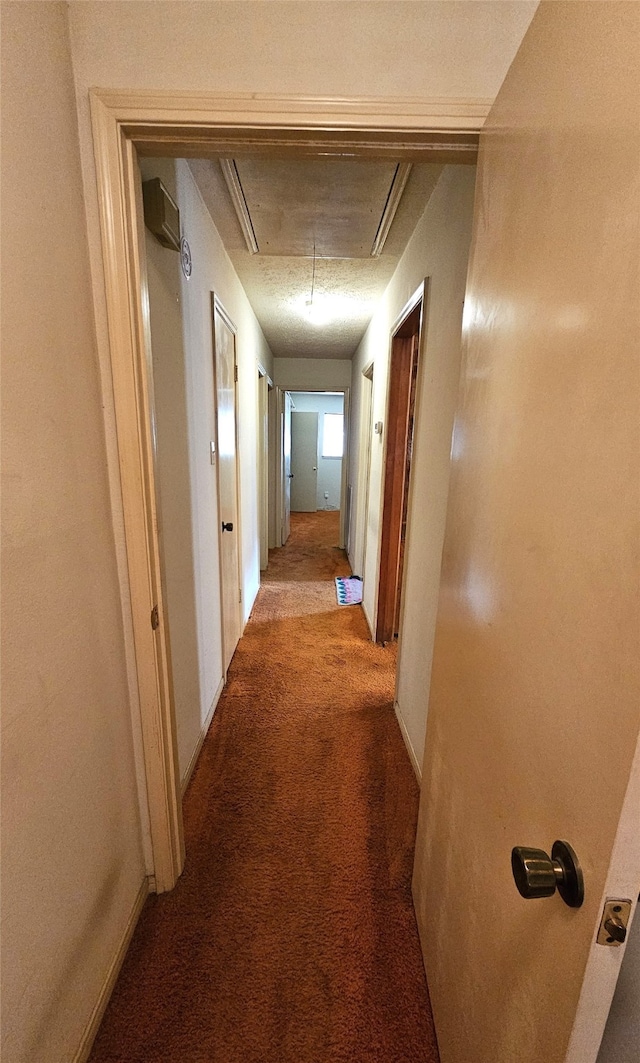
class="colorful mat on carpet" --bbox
[335,576,363,605]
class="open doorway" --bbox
[376,297,423,644]
[290,392,344,516]
[91,91,481,891]
[278,388,349,549]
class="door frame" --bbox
[257,365,272,571]
[354,362,374,578]
[275,387,292,546]
[374,284,425,643]
[88,90,485,890]
[278,387,351,548]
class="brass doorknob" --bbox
[511,840,584,908]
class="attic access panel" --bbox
[233,158,398,258]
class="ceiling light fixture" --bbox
[295,241,373,326]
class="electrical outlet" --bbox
[324,491,329,499]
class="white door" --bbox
[212,300,241,673]
[290,411,318,512]
[412,6,639,1063]
[257,371,269,571]
[282,390,292,544]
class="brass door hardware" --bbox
[511,840,584,908]
[597,899,632,946]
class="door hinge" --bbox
[239,588,242,604]
[234,364,238,383]
[151,605,159,631]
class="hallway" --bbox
[89,513,438,1063]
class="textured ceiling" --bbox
[234,158,399,258]
[188,157,444,360]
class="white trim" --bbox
[91,89,490,129]
[180,677,225,798]
[361,599,376,642]
[390,280,426,338]
[283,386,350,548]
[93,91,484,166]
[354,361,374,581]
[257,363,273,389]
[565,728,640,1063]
[219,158,259,254]
[371,163,413,257]
[373,281,427,642]
[257,370,270,571]
[90,97,184,893]
[275,387,285,546]
[73,878,149,1063]
[394,701,422,784]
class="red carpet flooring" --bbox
[89,512,439,1062]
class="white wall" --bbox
[274,358,352,392]
[290,392,344,510]
[139,158,208,786]
[176,161,274,632]
[68,1,538,101]
[143,158,274,786]
[1,5,146,1061]
[350,165,476,774]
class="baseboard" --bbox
[180,676,224,797]
[394,701,422,784]
[362,600,375,641]
[73,876,149,1063]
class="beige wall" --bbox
[349,165,476,771]
[413,3,640,1062]
[274,358,352,392]
[139,158,204,785]
[68,1,537,101]
[1,5,146,1061]
[177,160,274,630]
[143,157,274,784]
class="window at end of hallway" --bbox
[322,414,344,458]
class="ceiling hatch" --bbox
[187,156,446,359]
[220,157,412,259]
